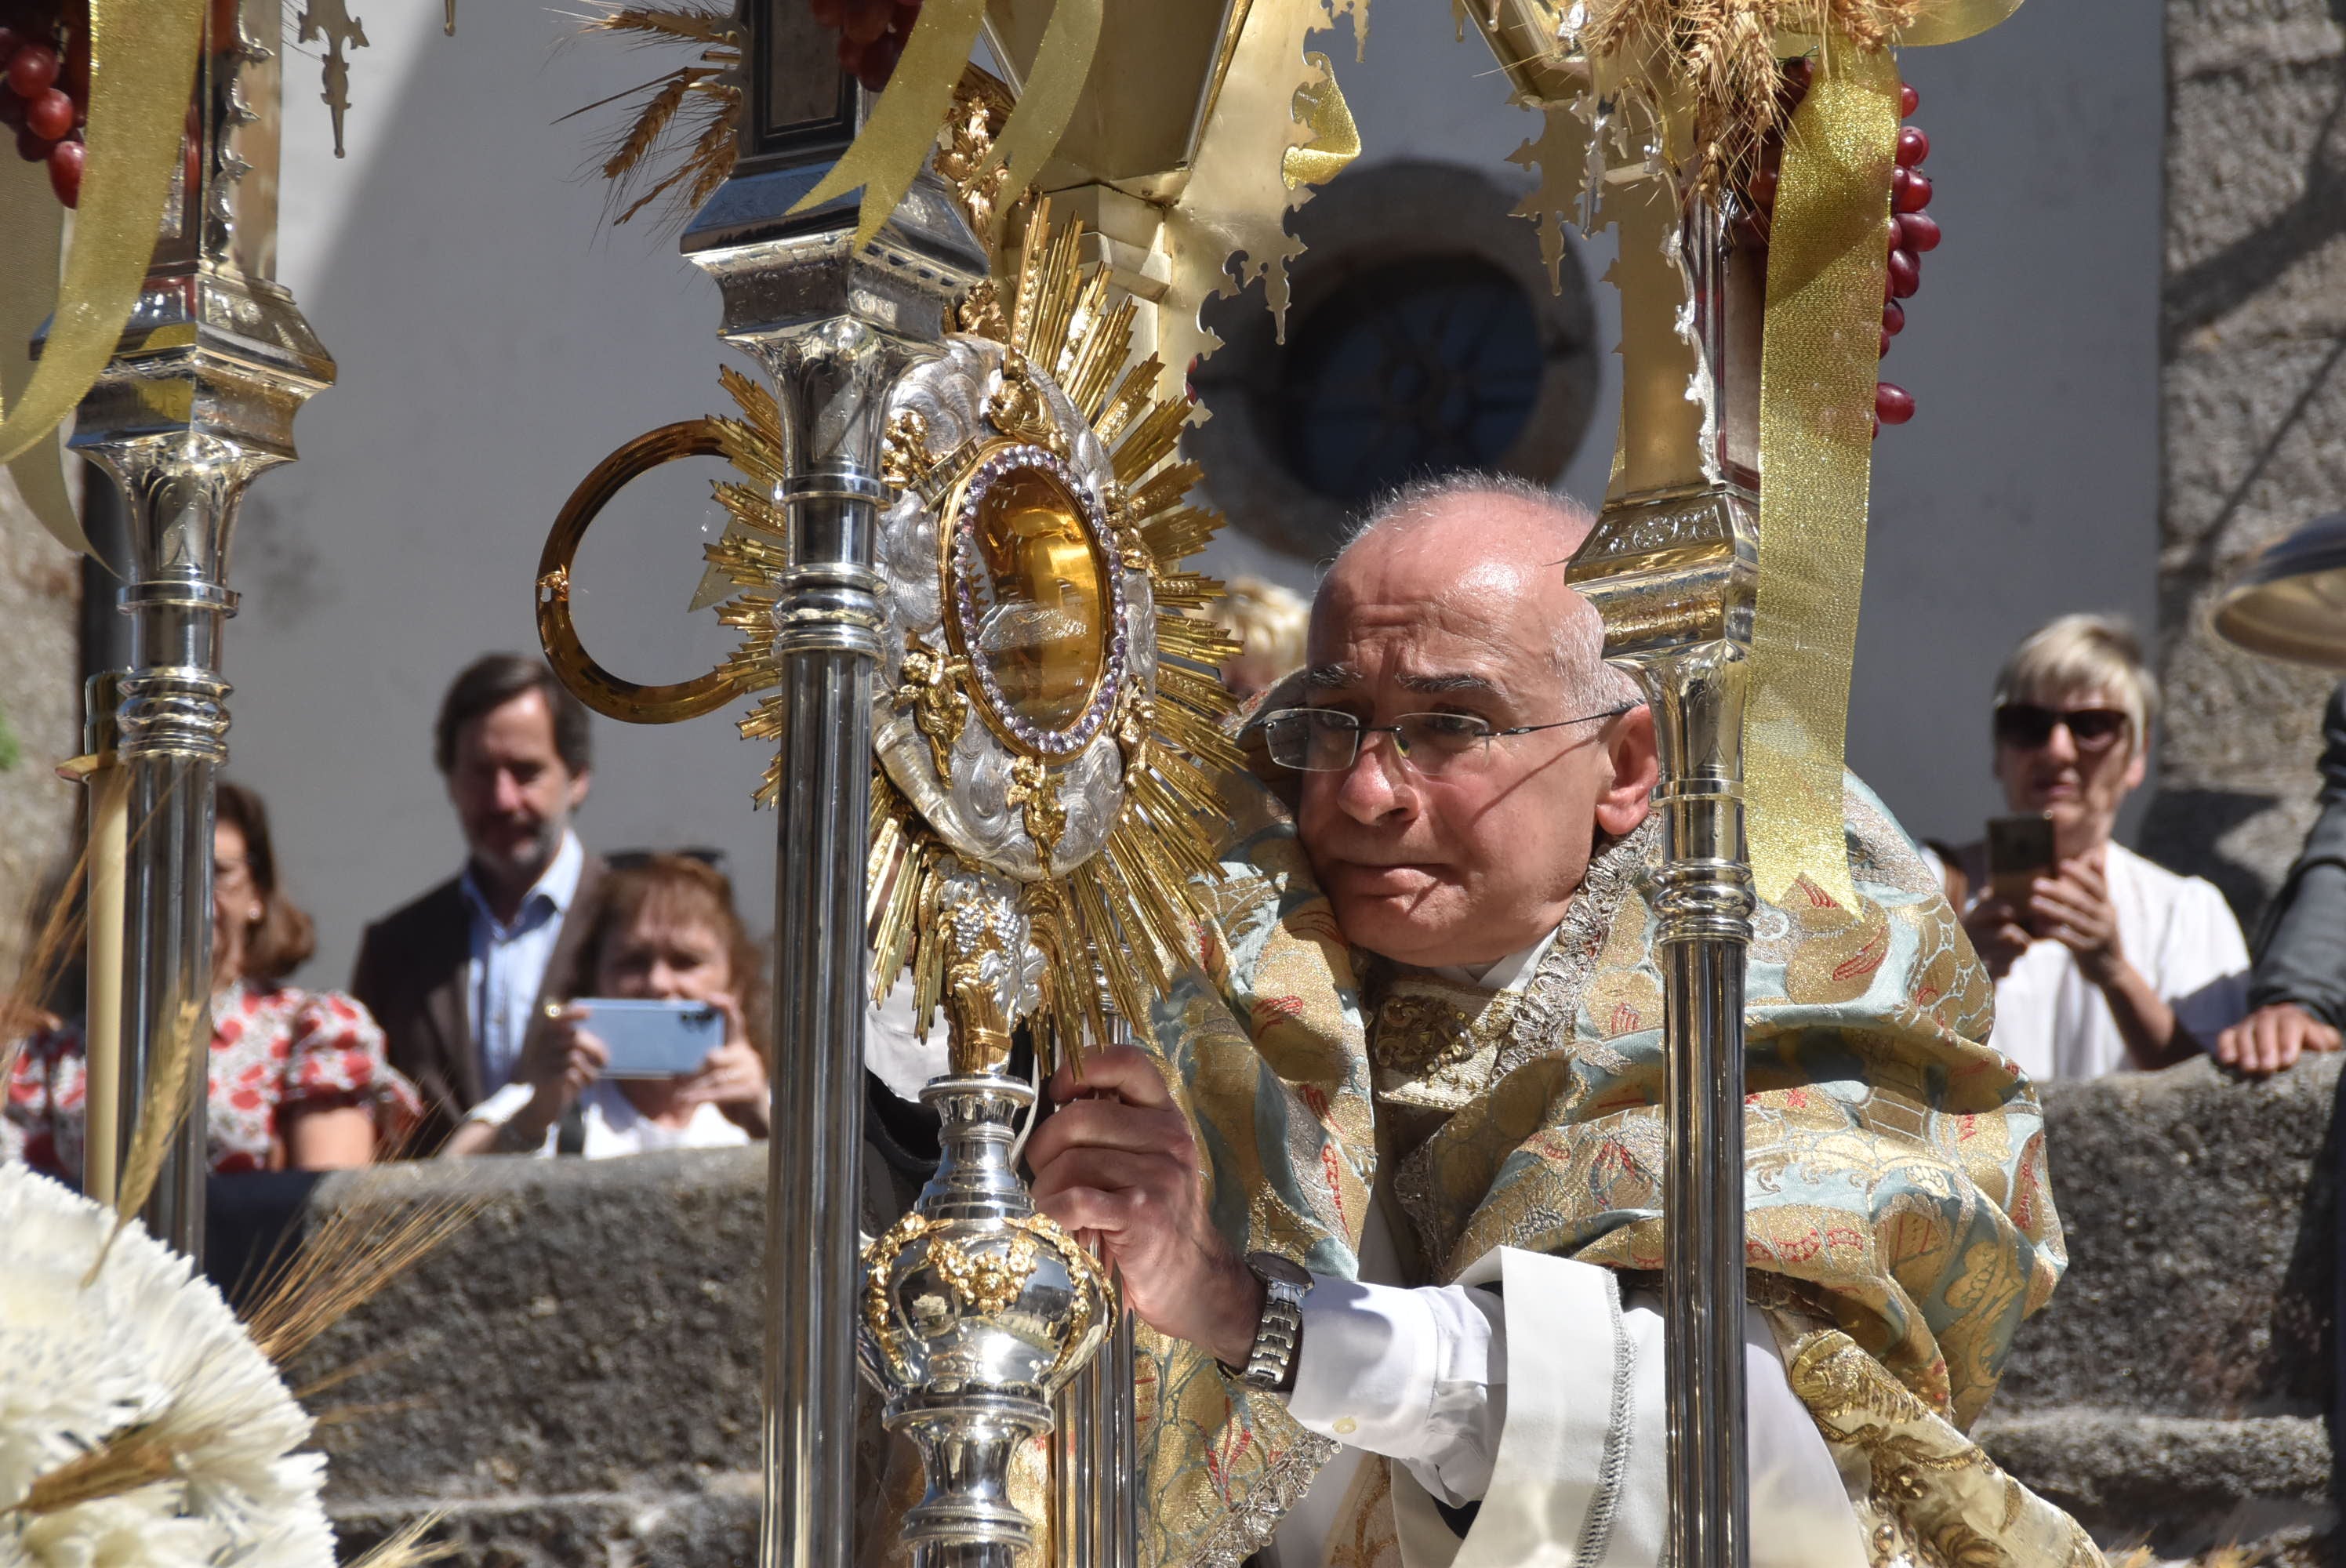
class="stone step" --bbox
[1977,1410,2333,1563]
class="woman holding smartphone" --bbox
[444,855,771,1157]
[1952,615,2250,1082]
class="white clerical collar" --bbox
[1426,922,1563,994]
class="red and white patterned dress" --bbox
[2,980,423,1181]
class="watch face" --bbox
[1247,1251,1313,1290]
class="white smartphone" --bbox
[572,997,725,1078]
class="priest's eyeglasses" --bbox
[1261,706,1637,777]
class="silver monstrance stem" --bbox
[1567,187,1759,1568]
[63,0,333,1250]
[681,20,986,1562]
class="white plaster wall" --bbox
[226,0,2159,988]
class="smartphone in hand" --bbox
[1985,815,2055,910]
[572,998,724,1078]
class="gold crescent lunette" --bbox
[536,419,748,725]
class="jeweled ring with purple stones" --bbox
[946,442,1130,760]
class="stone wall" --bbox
[291,1059,2342,1566]
[2146,0,2346,919]
[0,474,82,1000]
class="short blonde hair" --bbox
[1993,613,2156,747]
[1208,576,1309,686]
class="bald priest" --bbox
[1020,476,2101,1568]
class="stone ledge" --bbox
[1977,1410,2334,1558]
[1996,1054,2338,1416]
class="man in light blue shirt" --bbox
[354,654,605,1151]
[459,827,586,1093]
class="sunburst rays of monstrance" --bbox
[689,201,1244,1069]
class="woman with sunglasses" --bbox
[1954,615,2249,1081]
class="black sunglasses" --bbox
[1992,703,2130,751]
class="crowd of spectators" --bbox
[7,584,2343,1196]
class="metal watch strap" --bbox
[1229,1251,1311,1393]
[1240,1293,1305,1394]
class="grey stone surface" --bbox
[331,1483,761,1568]
[300,1057,2345,1560]
[298,1147,769,1507]
[2149,0,2346,913]
[0,474,83,993]
[1996,1055,2337,1417]
[1975,1412,2333,1556]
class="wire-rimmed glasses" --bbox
[1260,704,1636,777]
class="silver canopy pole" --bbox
[681,43,985,1560]
[60,0,332,1249]
[1567,190,1758,1568]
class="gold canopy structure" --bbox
[2212,513,2346,669]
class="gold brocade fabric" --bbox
[1332,776,2098,1568]
[1382,779,2065,1432]
[1780,1323,2101,1568]
[1128,770,1377,1567]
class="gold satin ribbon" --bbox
[0,160,85,556]
[1745,43,1899,908]
[790,0,986,249]
[1282,50,1362,189]
[0,0,203,517]
[972,0,1101,191]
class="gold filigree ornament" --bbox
[543,197,1242,1072]
[929,1231,1042,1318]
[862,1211,936,1379]
[848,199,1245,1065]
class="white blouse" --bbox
[463,1079,749,1158]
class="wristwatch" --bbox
[1229,1251,1312,1394]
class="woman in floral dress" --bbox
[5,782,420,1181]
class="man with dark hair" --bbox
[352,654,605,1152]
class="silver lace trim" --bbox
[1187,1417,1341,1568]
[1576,1267,1636,1566]
[1387,815,1662,1273]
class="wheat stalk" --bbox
[83,994,207,1284]
[576,2,737,47]
[344,1511,459,1568]
[15,1428,179,1514]
[602,72,690,179]
[243,1188,486,1368]
[0,827,90,1061]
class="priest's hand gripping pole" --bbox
[56,0,333,1251]
[1566,186,1761,1568]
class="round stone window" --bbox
[1191,159,1600,562]
[1272,254,1546,503]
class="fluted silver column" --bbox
[685,160,985,1568]
[1567,192,1758,1568]
[62,0,332,1247]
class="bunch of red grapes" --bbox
[1743,60,1939,436]
[0,0,86,207]
[808,0,921,93]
